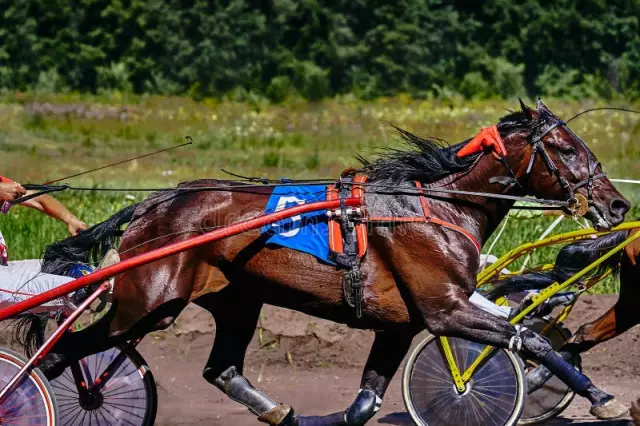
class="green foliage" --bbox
[1,0,639,100]
[96,62,133,93]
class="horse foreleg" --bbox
[528,256,640,392]
[421,286,627,419]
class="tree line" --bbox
[1,0,638,100]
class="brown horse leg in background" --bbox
[563,255,640,353]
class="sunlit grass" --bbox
[0,93,638,293]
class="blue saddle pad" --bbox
[261,185,334,265]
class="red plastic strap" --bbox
[457,125,507,158]
[352,174,368,258]
[326,184,343,254]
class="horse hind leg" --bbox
[39,297,188,380]
[198,287,300,426]
[291,330,414,426]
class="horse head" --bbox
[499,99,629,230]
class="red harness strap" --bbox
[327,173,369,259]
[352,174,368,258]
[326,183,343,254]
[367,181,481,254]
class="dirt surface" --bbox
[2,294,633,425]
[127,294,640,425]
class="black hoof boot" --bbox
[295,412,345,426]
[38,353,68,381]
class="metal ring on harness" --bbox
[509,324,525,352]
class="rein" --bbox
[15,182,572,210]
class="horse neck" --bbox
[441,153,525,246]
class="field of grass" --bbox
[0,93,638,293]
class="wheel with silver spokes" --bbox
[51,344,157,426]
[403,334,525,426]
[0,348,58,426]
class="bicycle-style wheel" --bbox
[51,344,157,426]
[518,317,580,425]
[0,348,58,426]
[403,335,525,426]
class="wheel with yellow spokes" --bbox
[403,335,525,426]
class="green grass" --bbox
[0,94,639,293]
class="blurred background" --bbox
[0,0,638,285]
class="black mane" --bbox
[359,108,558,183]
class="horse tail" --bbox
[12,203,138,357]
[482,230,629,300]
[40,203,138,275]
[12,314,48,358]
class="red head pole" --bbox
[0,198,363,321]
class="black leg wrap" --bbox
[213,366,278,416]
[294,389,382,426]
[521,330,591,395]
[344,389,380,425]
[540,351,591,394]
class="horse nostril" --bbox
[610,198,631,218]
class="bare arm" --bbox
[19,191,88,236]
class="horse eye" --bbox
[559,147,577,159]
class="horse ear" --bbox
[535,98,551,114]
[519,98,534,120]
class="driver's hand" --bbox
[0,182,26,202]
[625,229,640,266]
[66,217,89,236]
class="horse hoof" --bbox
[98,248,120,269]
[589,399,629,420]
[37,353,67,381]
[258,404,294,425]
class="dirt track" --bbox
[124,295,639,425]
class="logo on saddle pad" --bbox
[261,185,334,264]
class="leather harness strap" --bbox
[328,172,481,318]
[367,181,481,254]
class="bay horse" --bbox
[36,100,631,425]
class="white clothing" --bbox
[0,229,8,266]
[0,260,74,313]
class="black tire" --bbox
[51,344,157,426]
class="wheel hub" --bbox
[79,390,104,410]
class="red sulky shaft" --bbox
[0,198,363,321]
